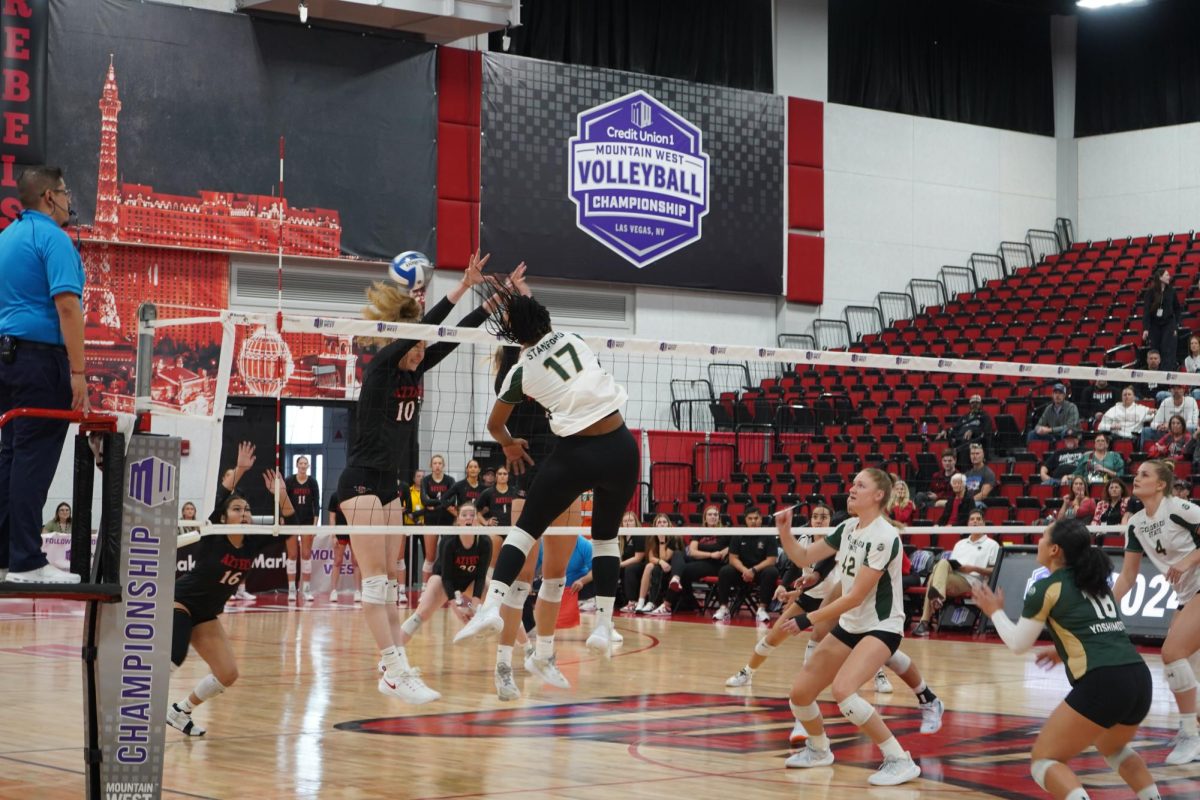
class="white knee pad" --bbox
[286,558,297,575]
[503,581,532,610]
[387,579,399,603]
[1103,745,1137,772]
[789,700,821,721]
[195,674,226,701]
[754,638,777,657]
[538,577,566,603]
[1189,650,1200,675]
[362,575,389,605]
[885,649,911,674]
[1165,659,1198,694]
[1031,759,1060,790]
[395,558,406,572]
[592,538,620,558]
[506,527,538,556]
[837,693,876,727]
[301,558,312,576]
[401,612,424,637]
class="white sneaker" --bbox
[713,606,729,622]
[452,603,503,643]
[634,599,650,613]
[788,720,808,745]
[785,742,834,768]
[235,588,255,601]
[578,598,597,612]
[874,670,894,694]
[353,590,362,604]
[378,668,440,704]
[287,587,297,602]
[649,602,671,616]
[396,592,409,608]
[524,653,571,689]
[495,663,520,701]
[329,590,339,603]
[585,624,613,657]
[755,608,770,625]
[6,563,81,584]
[725,667,753,687]
[165,703,205,737]
[1166,732,1200,765]
[868,753,921,786]
[610,627,624,645]
[302,583,314,602]
[919,698,944,734]
[620,601,637,613]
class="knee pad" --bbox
[171,607,193,667]
[1103,745,1137,772]
[505,527,539,556]
[395,558,407,572]
[401,612,424,637]
[195,674,226,701]
[837,693,876,727]
[789,700,821,721]
[1165,659,1198,694]
[387,579,399,603]
[422,560,435,573]
[592,538,620,558]
[885,649,912,674]
[754,638,777,657]
[300,558,312,576]
[362,575,389,605]
[1189,650,1200,676]
[286,558,297,574]
[504,581,532,610]
[538,577,566,603]
[1031,759,1060,791]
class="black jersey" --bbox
[175,533,277,622]
[689,533,729,559]
[327,491,347,526]
[478,484,519,526]
[346,297,490,473]
[621,535,647,560]
[421,473,455,525]
[445,478,485,514]
[432,534,492,595]
[285,475,320,526]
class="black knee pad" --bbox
[171,607,193,667]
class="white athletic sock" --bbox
[535,635,555,660]
[596,596,615,628]
[878,736,905,760]
[1182,716,1199,736]
[804,639,817,665]
[178,697,195,713]
[808,733,829,751]
[380,645,408,675]
[1064,789,1089,800]
[484,580,512,610]
[1137,785,1161,800]
[301,559,312,580]
[497,644,513,668]
[743,664,756,675]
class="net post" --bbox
[97,432,125,585]
[71,434,96,579]
[134,303,157,406]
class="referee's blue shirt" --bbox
[0,210,84,345]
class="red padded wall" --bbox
[436,48,482,269]
[788,164,823,231]
[785,98,824,303]
[786,233,824,305]
[788,97,823,168]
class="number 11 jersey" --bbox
[497,331,626,437]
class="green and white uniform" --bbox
[823,516,904,634]
[1126,495,1200,604]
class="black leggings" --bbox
[1146,321,1177,371]
[171,607,193,667]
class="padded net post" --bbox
[97,432,125,586]
[71,434,96,579]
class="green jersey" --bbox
[1022,568,1143,685]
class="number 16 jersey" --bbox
[822,516,905,635]
[1126,495,1200,603]
[498,331,626,437]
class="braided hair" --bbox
[486,283,552,346]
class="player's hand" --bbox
[485,517,499,526]
[461,249,490,288]
[971,583,1004,616]
[775,506,794,537]
[262,468,285,494]
[451,602,474,623]
[506,262,532,297]
[503,438,533,474]
[1167,550,1200,584]
[778,617,801,637]
[1034,647,1062,670]
[237,441,256,470]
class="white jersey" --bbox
[1126,495,1200,603]
[948,535,1000,588]
[797,531,839,600]
[824,516,905,635]
[498,331,627,437]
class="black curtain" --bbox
[830,0,1054,135]
[1076,0,1200,137]
[487,0,773,92]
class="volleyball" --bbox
[388,250,433,293]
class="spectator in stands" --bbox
[1142,265,1180,370]
[886,480,916,525]
[1147,414,1192,461]
[1137,349,1169,402]
[1057,476,1096,523]
[1073,432,1125,484]
[1142,385,1199,450]
[1092,478,1130,527]
[618,511,646,611]
[937,474,973,526]
[713,508,778,624]
[1038,428,1088,486]
[640,515,685,615]
[1173,479,1192,500]
[963,442,996,506]
[917,449,958,511]
[912,510,999,637]
[1027,383,1079,445]
[1185,336,1200,400]
[664,504,728,612]
[1098,386,1153,441]
[41,502,71,534]
[1077,378,1118,427]
[939,394,993,465]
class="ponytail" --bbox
[1050,518,1113,598]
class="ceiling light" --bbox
[1077,0,1144,9]
[299,1,308,24]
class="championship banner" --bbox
[481,53,784,295]
[94,435,180,800]
[0,0,48,226]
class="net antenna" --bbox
[274,136,285,525]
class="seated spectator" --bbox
[917,449,957,510]
[663,504,728,612]
[1027,383,1080,445]
[887,480,917,525]
[1057,476,1096,523]
[617,511,646,611]
[939,394,993,465]
[1185,335,1200,401]
[637,516,685,614]
[1077,378,1119,427]
[937,474,974,526]
[1173,479,1192,500]
[1073,432,1125,484]
[912,510,998,636]
[1147,414,1192,461]
[1142,385,1199,450]
[1136,349,1168,402]
[1091,478,1129,527]
[1038,428,1088,486]
[41,502,71,534]
[713,508,779,624]
[1097,386,1153,440]
[963,442,996,506]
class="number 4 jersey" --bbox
[498,331,627,437]
[1126,495,1200,603]
[823,516,905,635]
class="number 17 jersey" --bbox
[498,331,627,437]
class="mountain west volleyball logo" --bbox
[569,91,710,267]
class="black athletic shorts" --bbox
[335,533,351,543]
[176,599,221,627]
[794,593,823,614]
[1065,661,1153,728]
[830,623,902,655]
[336,466,400,507]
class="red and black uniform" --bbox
[478,484,519,526]
[328,491,349,542]
[431,534,492,596]
[445,478,485,516]
[175,534,277,626]
[421,472,455,527]
[285,475,319,527]
[339,296,489,505]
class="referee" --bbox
[0,167,87,585]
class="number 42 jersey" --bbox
[822,516,905,635]
[498,331,627,437]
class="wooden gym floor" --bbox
[1,596,1197,799]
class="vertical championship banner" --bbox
[0,0,48,225]
[95,435,180,800]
